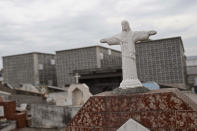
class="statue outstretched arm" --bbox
[100,34,121,45]
[134,30,157,42]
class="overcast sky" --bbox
[0,0,197,68]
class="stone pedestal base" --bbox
[113,86,149,95]
[119,79,143,89]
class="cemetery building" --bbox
[186,56,197,87]
[56,46,122,93]
[0,69,3,83]
[136,36,186,88]
[56,37,186,94]
[3,52,57,88]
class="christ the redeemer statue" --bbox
[100,20,157,89]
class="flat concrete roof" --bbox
[56,45,121,53]
[2,36,184,58]
[137,36,184,52]
[187,56,197,60]
[3,52,55,58]
[58,37,184,53]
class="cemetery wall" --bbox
[9,94,47,105]
[30,104,80,128]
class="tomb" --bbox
[72,88,83,106]
[66,88,197,130]
[66,84,92,106]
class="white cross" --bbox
[74,73,80,84]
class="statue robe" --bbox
[104,30,150,88]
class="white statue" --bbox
[100,20,157,89]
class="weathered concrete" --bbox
[0,91,10,101]
[19,84,40,93]
[66,84,92,106]
[47,92,68,106]
[0,120,16,131]
[30,104,80,128]
[183,91,197,104]
[18,128,66,131]
[9,94,47,105]
[112,86,149,94]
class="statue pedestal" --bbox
[113,86,149,95]
[67,88,197,130]
[119,79,143,89]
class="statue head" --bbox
[121,20,131,32]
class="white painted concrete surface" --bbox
[117,119,150,131]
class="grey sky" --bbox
[0,0,197,68]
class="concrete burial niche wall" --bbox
[67,84,92,106]
[30,104,80,128]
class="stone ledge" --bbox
[112,86,149,95]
